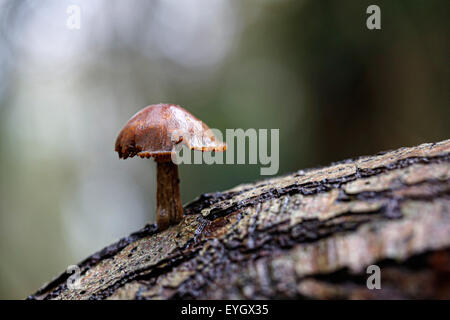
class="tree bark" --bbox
[29,139,450,300]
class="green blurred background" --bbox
[0,0,448,299]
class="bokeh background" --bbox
[0,0,448,299]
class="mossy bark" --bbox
[30,139,450,300]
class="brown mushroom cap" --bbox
[115,104,226,159]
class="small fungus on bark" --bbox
[115,103,226,230]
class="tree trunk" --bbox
[29,139,450,300]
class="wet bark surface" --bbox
[29,139,450,299]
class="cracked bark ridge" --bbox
[29,139,450,300]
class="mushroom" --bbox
[115,104,226,230]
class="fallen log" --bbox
[29,139,450,299]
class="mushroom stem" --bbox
[156,159,183,230]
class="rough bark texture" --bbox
[29,139,450,300]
